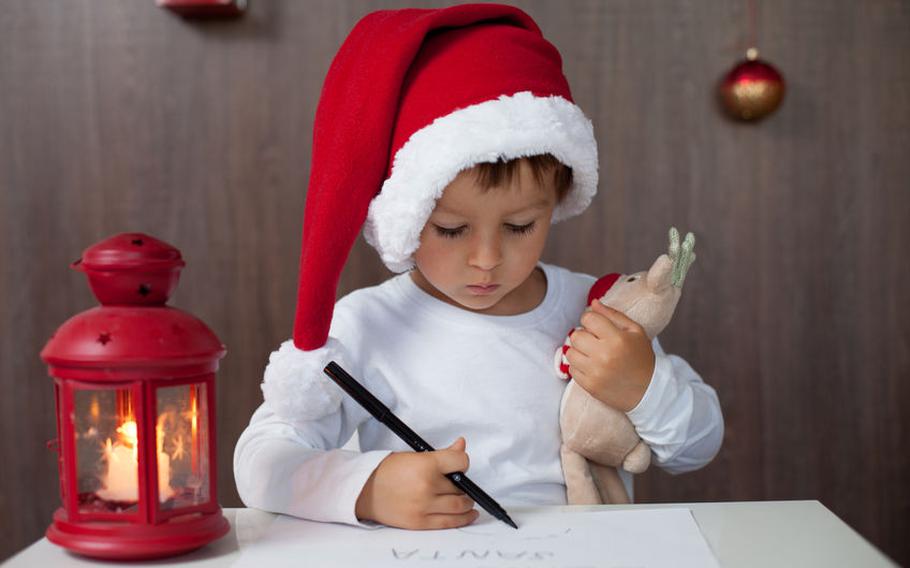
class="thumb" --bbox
[436,437,470,476]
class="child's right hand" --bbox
[355,437,480,529]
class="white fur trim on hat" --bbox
[261,337,347,423]
[363,91,599,273]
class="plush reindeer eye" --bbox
[627,276,637,282]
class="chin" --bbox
[457,294,503,311]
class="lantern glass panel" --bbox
[155,382,210,510]
[54,383,65,505]
[73,387,140,514]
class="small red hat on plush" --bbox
[262,4,599,423]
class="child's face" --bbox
[411,160,558,315]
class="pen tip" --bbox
[504,515,518,529]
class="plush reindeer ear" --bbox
[646,254,674,292]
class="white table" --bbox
[4,501,898,567]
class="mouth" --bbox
[467,283,500,295]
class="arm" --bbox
[233,335,393,527]
[233,399,392,527]
[625,337,724,474]
[233,339,477,530]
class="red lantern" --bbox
[41,233,229,560]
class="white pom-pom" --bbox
[261,337,347,423]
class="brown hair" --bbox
[470,154,573,203]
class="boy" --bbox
[234,5,723,530]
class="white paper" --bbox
[231,507,719,568]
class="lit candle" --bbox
[97,417,174,503]
[97,420,139,502]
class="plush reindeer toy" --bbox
[554,227,696,504]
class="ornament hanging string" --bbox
[747,0,758,52]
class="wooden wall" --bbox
[1,0,907,563]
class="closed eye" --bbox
[433,225,467,239]
[506,221,536,235]
[432,221,537,239]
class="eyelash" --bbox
[434,222,537,239]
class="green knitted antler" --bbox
[668,227,696,288]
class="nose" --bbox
[468,231,503,271]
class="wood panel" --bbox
[1,0,907,563]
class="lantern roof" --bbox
[41,306,226,376]
[42,233,226,380]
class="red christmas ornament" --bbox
[41,233,229,560]
[157,0,246,18]
[718,48,785,121]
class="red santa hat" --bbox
[262,4,599,422]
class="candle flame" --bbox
[117,420,137,442]
[90,396,100,422]
[116,418,138,462]
[190,389,198,438]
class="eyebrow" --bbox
[435,198,551,216]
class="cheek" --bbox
[414,236,459,275]
[512,223,550,261]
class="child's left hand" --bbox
[564,300,656,413]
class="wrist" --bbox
[355,467,379,522]
[617,382,649,413]
[620,352,656,412]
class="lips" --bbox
[467,283,500,294]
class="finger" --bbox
[590,301,642,333]
[424,509,480,530]
[433,474,469,495]
[580,305,620,340]
[568,328,607,357]
[564,345,595,377]
[567,367,599,396]
[426,494,476,515]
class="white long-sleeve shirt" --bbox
[234,262,724,527]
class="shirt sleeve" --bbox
[233,399,392,528]
[625,337,724,474]
[234,293,393,528]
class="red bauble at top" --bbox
[72,232,185,306]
